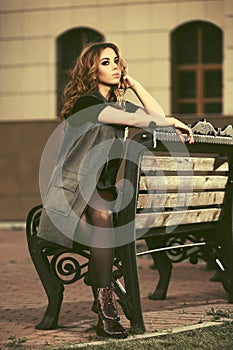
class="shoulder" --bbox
[73,94,104,113]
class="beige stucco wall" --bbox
[0,0,232,221]
[0,0,232,120]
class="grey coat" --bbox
[38,120,118,248]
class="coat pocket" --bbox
[43,168,78,216]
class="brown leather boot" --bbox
[96,287,120,321]
[96,316,128,339]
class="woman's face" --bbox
[97,47,121,87]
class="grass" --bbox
[3,322,231,350]
[3,319,233,349]
[54,322,233,350]
[207,307,233,321]
[3,335,27,348]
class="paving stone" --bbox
[0,229,232,349]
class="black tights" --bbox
[79,189,116,290]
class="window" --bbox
[56,27,105,116]
[171,22,223,115]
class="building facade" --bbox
[0,0,232,220]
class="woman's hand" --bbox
[167,116,194,144]
[122,74,166,117]
[122,74,138,90]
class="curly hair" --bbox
[60,42,127,119]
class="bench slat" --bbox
[135,207,221,229]
[141,155,229,172]
[139,175,228,191]
[137,191,225,209]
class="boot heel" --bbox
[96,316,128,339]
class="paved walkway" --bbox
[1,228,233,349]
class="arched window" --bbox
[171,21,223,115]
[56,27,105,116]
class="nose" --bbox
[112,61,118,69]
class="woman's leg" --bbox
[85,189,115,289]
[79,189,128,338]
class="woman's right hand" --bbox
[122,74,138,90]
[122,75,166,117]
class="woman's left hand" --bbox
[167,116,194,144]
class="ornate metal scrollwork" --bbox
[166,235,207,264]
[26,204,43,239]
[50,250,89,285]
[26,204,91,285]
[112,257,123,280]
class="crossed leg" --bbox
[78,188,116,289]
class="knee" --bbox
[88,208,113,228]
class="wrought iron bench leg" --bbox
[220,174,233,303]
[118,242,146,334]
[111,256,133,321]
[145,237,172,300]
[27,235,64,329]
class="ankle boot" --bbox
[91,298,98,314]
[96,287,120,321]
[91,286,98,314]
[96,315,128,339]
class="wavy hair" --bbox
[60,42,127,119]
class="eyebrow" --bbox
[100,56,118,61]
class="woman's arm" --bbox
[98,105,169,128]
[123,75,194,143]
[98,75,194,143]
[123,75,166,117]
[98,106,194,144]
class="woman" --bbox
[40,42,194,339]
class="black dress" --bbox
[72,90,139,196]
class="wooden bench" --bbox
[26,120,233,334]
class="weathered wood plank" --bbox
[141,155,228,172]
[135,208,221,229]
[137,191,225,209]
[139,175,228,191]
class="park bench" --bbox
[26,119,233,334]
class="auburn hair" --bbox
[60,42,127,119]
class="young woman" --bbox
[40,42,194,339]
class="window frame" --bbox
[56,27,105,116]
[172,21,223,116]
